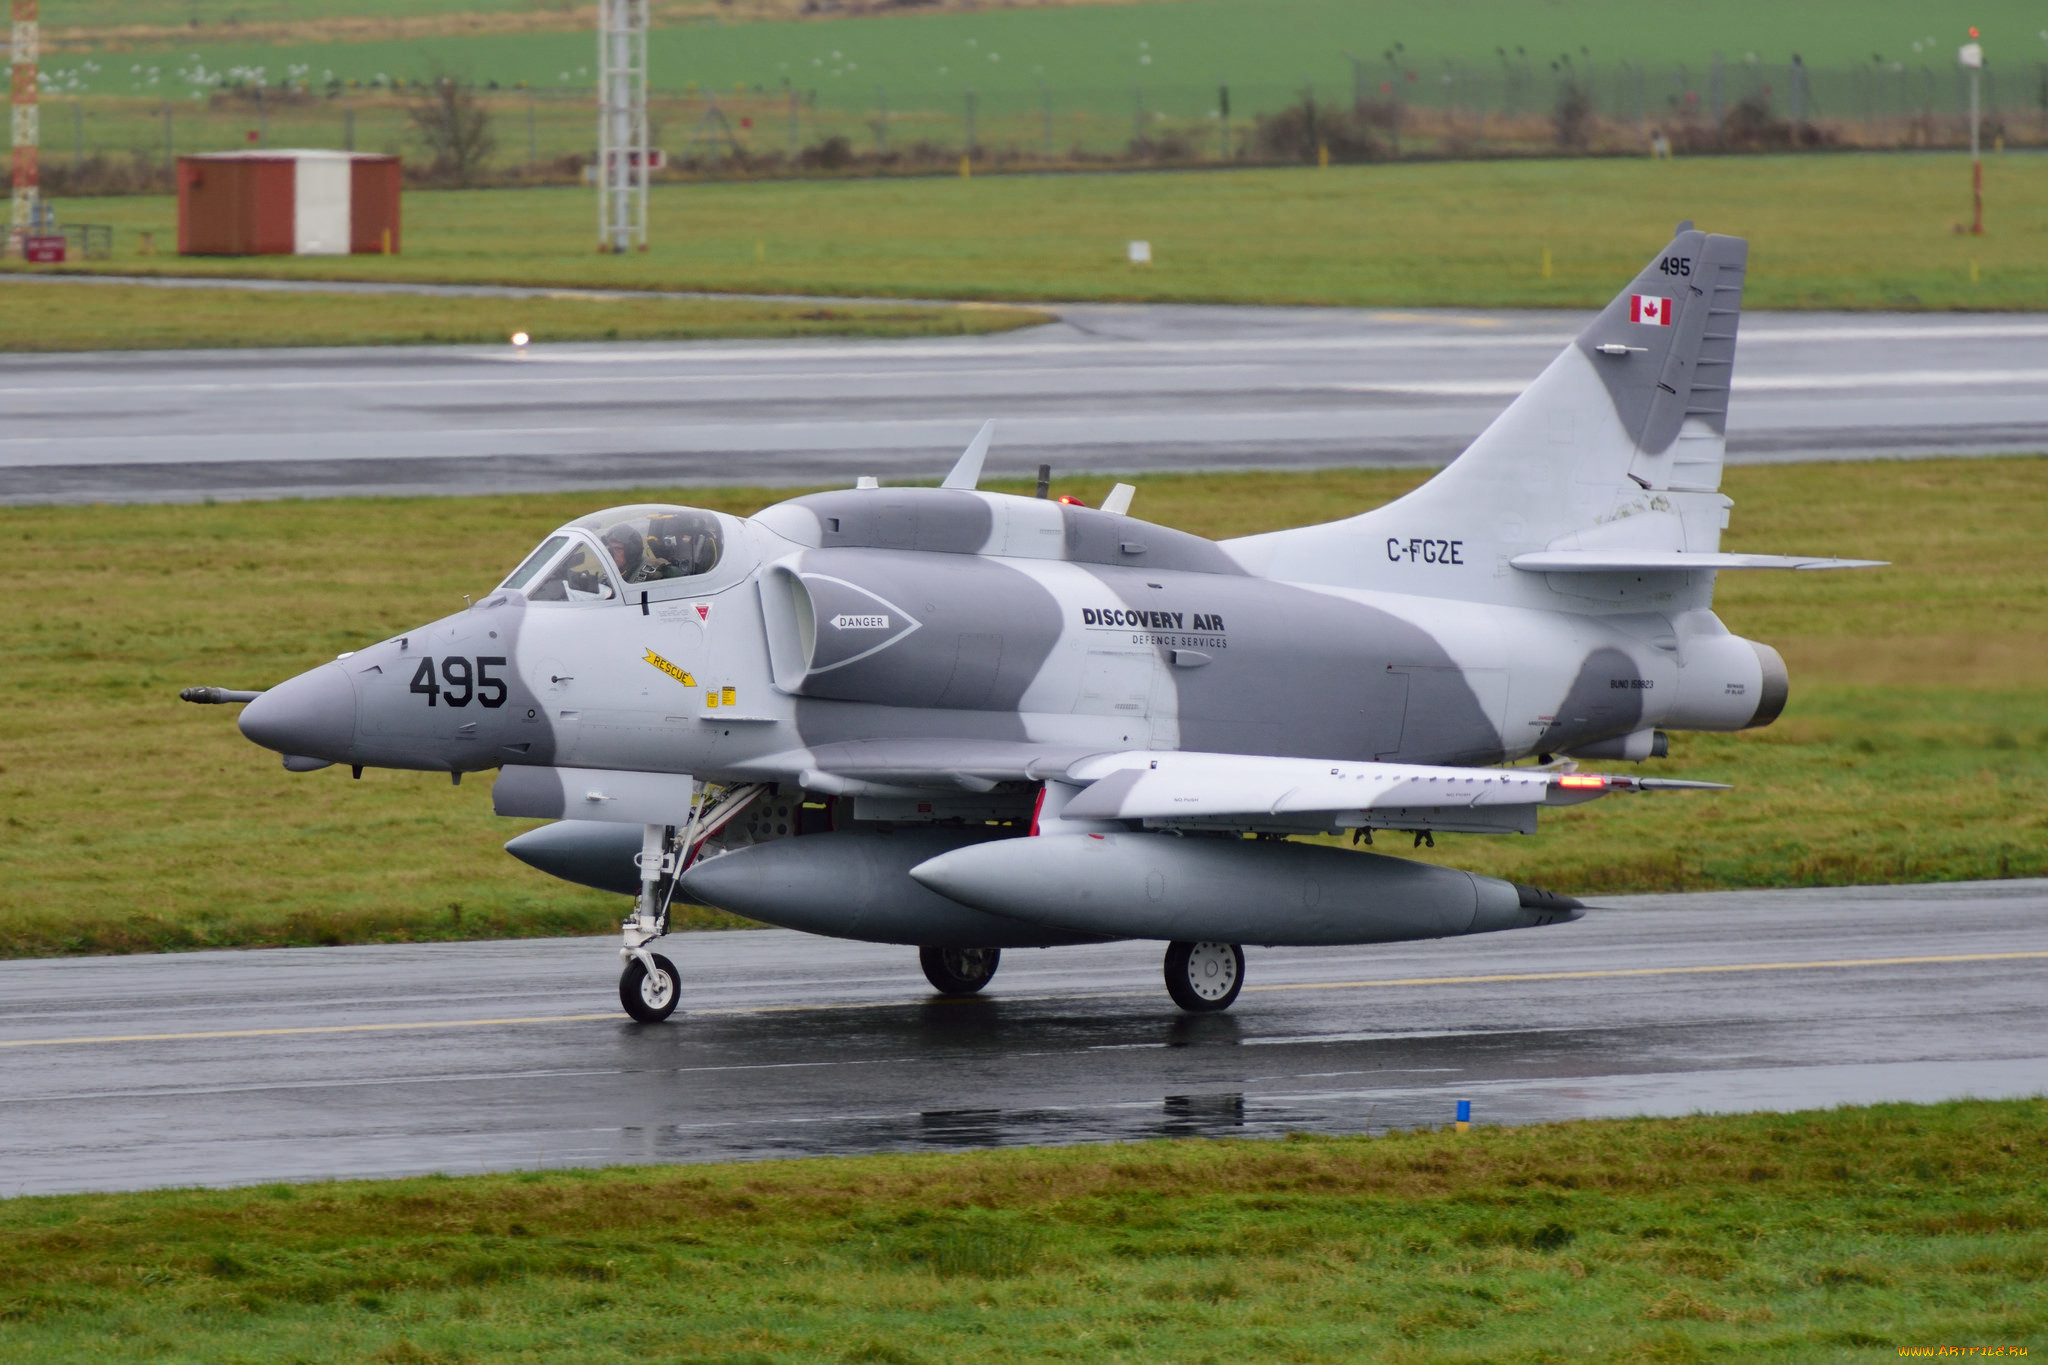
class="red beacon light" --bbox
[1056,495,1087,506]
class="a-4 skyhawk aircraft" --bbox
[191,223,1879,1021]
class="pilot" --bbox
[603,526,648,583]
[646,515,686,580]
[646,514,720,580]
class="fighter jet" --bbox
[192,223,1879,1021]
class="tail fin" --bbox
[1590,222,1747,493]
[1227,225,1749,595]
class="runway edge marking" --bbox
[4,951,2046,1049]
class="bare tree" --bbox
[1553,81,1594,152]
[407,71,496,185]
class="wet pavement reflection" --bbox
[0,880,2043,1193]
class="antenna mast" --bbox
[9,0,38,257]
[596,0,648,253]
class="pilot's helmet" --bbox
[646,514,683,564]
[603,526,645,577]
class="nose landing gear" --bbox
[614,783,770,1023]
[620,951,680,1022]
[620,819,683,1023]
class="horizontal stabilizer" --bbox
[1510,550,1886,573]
[1060,750,1720,824]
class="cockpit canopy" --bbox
[499,505,728,603]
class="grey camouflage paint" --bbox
[228,223,1819,961]
[1574,229,1748,458]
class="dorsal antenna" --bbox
[940,420,997,490]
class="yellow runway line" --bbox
[1242,949,2048,994]
[0,1014,621,1049]
[2,950,2043,1050]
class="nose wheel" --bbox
[920,945,1001,995]
[1164,941,1244,1012]
[620,952,679,1023]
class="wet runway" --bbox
[3,305,2045,503]
[2,879,2042,1196]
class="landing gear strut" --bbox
[920,945,1001,995]
[620,820,682,1023]
[614,785,768,1024]
[1164,941,1245,1013]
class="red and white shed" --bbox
[176,151,402,256]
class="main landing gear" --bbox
[915,943,1244,1011]
[1164,941,1245,1013]
[920,945,1001,995]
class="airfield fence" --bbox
[33,57,2048,195]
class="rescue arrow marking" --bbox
[642,647,696,688]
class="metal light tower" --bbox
[9,0,38,257]
[597,0,648,253]
[1959,29,1984,236]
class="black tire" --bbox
[919,945,1001,995]
[620,952,680,1023]
[1163,941,1245,1013]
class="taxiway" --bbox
[2,306,2043,503]
[1,878,2041,1196]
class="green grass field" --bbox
[43,0,2041,114]
[0,281,1043,351]
[47,0,541,29]
[1,457,2042,958]
[2,1099,2042,1361]
[13,153,2048,312]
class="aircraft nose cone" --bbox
[238,662,357,761]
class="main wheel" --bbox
[620,952,680,1023]
[919,945,1001,995]
[1163,941,1245,1013]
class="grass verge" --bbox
[0,282,1045,351]
[7,152,2046,311]
[0,457,2042,957]
[1,1099,2042,1361]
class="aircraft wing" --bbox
[1060,750,1724,822]
[733,738,1101,794]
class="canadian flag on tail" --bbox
[1630,294,1673,325]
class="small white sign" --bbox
[1127,239,1152,264]
[830,613,890,630]
[1958,42,1984,69]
